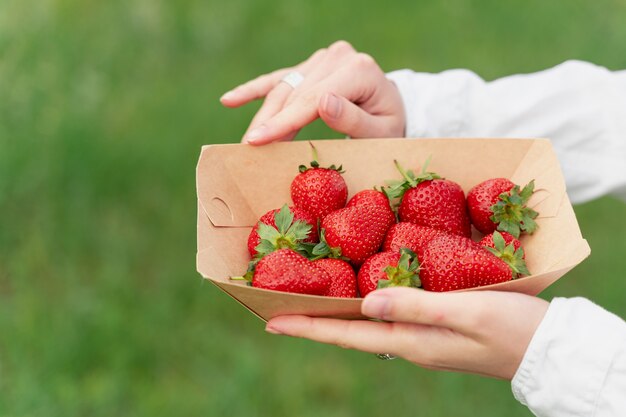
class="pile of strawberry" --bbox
[234,149,539,297]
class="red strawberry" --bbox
[385,160,470,237]
[383,222,444,255]
[347,189,391,210]
[479,231,521,252]
[291,148,347,221]
[314,258,357,298]
[357,249,421,297]
[467,178,538,238]
[247,205,318,257]
[251,249,331,295]
[317,204,394,266]
[419,233,513,292]
[347,189,396,229]
[480,230,530,278]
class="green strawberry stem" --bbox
[490,180,539,239]
[384,158,441,202]
[298,142,345,173]
[483,231,531,279]
[378,248,422,289]
[230,257,260,286]
[255,205,313,258]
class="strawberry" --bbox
[467,178,538,238]
[480,230,530,278]
[385,160,471,237]
[290,146,347,221]
[479,230,521,252]
[357,249,421,297]
[315,204,394,266]
[314,258,358,298]
[247,205,318,257]
[347,189,391,210]
[383,222,444,255]
[347,189,396,228]
[251,249,331,295]
[419,233,513,292]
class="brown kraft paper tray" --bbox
[196,138,590,322]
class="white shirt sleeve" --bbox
[386,61,626,204]
[511,297,626,417]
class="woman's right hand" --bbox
[220,41,406,145]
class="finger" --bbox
[266,315,410,356]
[243,54,380,144]
[225,47,330,109]
[240,49,332,143]
[220,68,292,108]
[240,84,295,143]
[282,40,357,107]
[361,287,490,334]
[265,315,473,371]
[319,92,400,138]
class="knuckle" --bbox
[427,309,448,326]
[329,40,354,54]
[311,48,327,59]
[296,91,318,108]
[353,52,376,69]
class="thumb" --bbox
[361,287,483,333]
[318,92,396,138]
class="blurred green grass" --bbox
[1,0,625,416]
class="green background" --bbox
[1,0,625,416]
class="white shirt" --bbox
[513,298,626,417]
[387,62,626,417]
[387,61,626,204]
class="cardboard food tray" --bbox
[196,138,590,322]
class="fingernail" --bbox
[265,324,283,335]
[244,125,268,143]
[324,93,342,119]
[220,91,237,101]
[362,294,390,319]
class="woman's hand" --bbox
[220,41,405,145]
[265,287,549,380]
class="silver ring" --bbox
[375,353,397,361]
[281,71,304,89]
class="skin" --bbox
[221,40,551,380]
[220,40,405,144]
[266,288,549,380]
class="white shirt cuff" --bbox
[512,297,626,417]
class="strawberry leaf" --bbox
[382,249,422,289]
[254,206,314,259]
[312,241,330,256]
[285,220,312,242]
[490,180,539,239]
[254,239,277,257]
[492,230,506,252]
[309,229,342,260]
[483,239,531,279]
[377,279,392,289]
[274,204,294,235]
[257,222,281,242]
[296,242,317,258]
